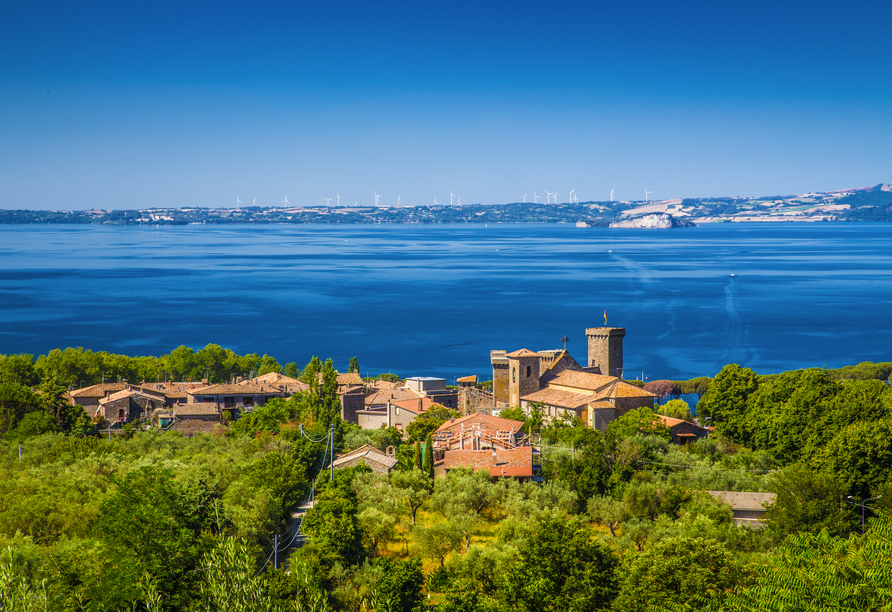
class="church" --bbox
[490,327,655,430]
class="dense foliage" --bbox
[2,354,892,610]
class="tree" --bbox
[764,463,857,540]
[432,468,503,549]
[696,363,760,443]
[413,441,423,471]
[0,354,40,387]
[643,379,678,403]
[284,362,300,379]
[319,359,340,427]
[423,433,434,480]
[724,516,892,612]
[0,383,43,435]
[608,406,670,441]
[364,558,424,612]
[660,398,694,421]
[256,354,282,376]
[810,416,892,500]
[390,468,432,525]
[96,466,208,610]
[405,403,459,443]
[200,537,273,612]
[348,356,359,374]
[587,495,630,537]
[414,522,463,567]
[502,515,619,612]
[613,536,742,612]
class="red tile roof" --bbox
[505,348,540,358]
[443,446,536,478]
[435,412,524,435]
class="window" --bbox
[243,396,254,406]
[526,365,531,378]
[512,367,516,383]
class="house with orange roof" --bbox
[656,414,709,443]
[439,446,541,482]
[433,412,526,451]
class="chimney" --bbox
[418,398,423,412]
[492,449,498,466]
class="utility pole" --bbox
[329,423,335,481]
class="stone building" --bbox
[490,326,655,430]
[438,446,541,482]
[330,445,399,475]
[94,386,168,423]
[433,413,526,451]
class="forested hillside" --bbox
[2,350,892,611]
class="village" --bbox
[63,325,770,526]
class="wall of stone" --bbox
[586,327,625,377]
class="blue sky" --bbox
[2,0,891,209]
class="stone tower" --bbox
[490,350,509,405]
[586,327,625,378]
[506,349,541,407]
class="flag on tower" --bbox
[603,309,607,326]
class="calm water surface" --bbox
[1,223,890,381]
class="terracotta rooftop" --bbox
[390,397,437,413]
[365,387,425,405]
[605,380,656,399]
[656,414,708,430]
[520,387,600,409]
[457,375,477,383]
[505,348,540,358]
[99,389,137,404]
[188,383,287,395]
[436,412,524,435]
[70,382,127,398]
[175,403,221,416]
[332,445,399,470]
[443,446,536,477]
[542,369,617,392]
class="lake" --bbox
[1,222,890,382]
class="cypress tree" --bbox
[423,433,434,480]
[413,441,423,471]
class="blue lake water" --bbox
[1,223,890,382]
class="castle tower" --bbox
[585,327,625,378]
[491,350,509,406]
[505,349,541,407]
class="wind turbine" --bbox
[324,197,333,206]
[234,196,241,209]
[610,188,615,202]
[450,190,454,206]
[434,197,439,205]
[374,192,381,206]
[457,196,462,205]
[544,190,555,204]
[397,195,401,207]
[534,192,540,203]
[523,194,528,203]
[282,196,290,206]
[570,189,578,204]
[644,190,652,203]
[253,197,256,206]
[336,193,341,206]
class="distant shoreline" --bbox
[1,184,890,225]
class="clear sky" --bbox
[2,0,891,209]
